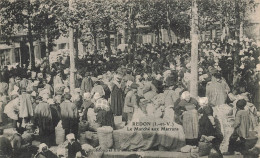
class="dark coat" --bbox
[110,84,125,115]
[95,108,114,129]
[68,141,83,158]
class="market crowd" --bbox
[0,39,260,158]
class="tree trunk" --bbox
[156,27,160,45]
[132,19,137,50]
[104,20,111,55]
[190,0,199,98]
[166,0,172,43]
[232,0,240,91]
[27,0,34,70]
[69,0,75,93]
[93,32,97,54]
[239,21,244,41]
[74,28,79,60]
[105,30,111,55]
[28,18,35,70]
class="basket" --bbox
[199,141,212,157]
[79,133,88,144]
[85,131,99,147]
[79,121,89,133]
[97,126,113,149]
[114,116,122,125]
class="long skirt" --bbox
[182,110,199,139]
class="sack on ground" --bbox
[55,123,65,145]
[97,126,113,149]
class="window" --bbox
[59,43,67,49]
[15,48,20,63]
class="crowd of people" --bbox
[0,39,259,158]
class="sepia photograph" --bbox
[0,0,260,157]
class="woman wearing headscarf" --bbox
[34,143,57,158]
[174,91,200,145]
[110,74,125,116]
[198,101,223,156]
[142,74,158,100]
[124,83,139,124]
[91,80,105,98]
[4,89,20,130]
[95,93,114,129]
[224,99,250,155]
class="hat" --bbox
[155,74,162,80]
[214,73,222,79]
[236,99,247,109]
[165,76,175,87]
[130,83,138,89]
[181,91,190,100]
[31,71,37,79]
[10,89,19,96]
[93,92,102,100]
[37,73,43,79]
[64,93,72,100]
[64,87,70,93]
[47,99,55,105]
[64,68,69,75]
[75,88,81,93]
[20,87,27,92]
[256,64,260,71]
[31,91,37,97]
[202,105,213,116]
[114,74,122,82]
[66,133,75,140]
[41,93,49,100]
[84,92,91,100]
[38,143,48,152]
[33,81,40,87]
[97,75,103,80]
[198,97,208,106]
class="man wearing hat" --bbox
[80,72,94,95]
[163,75,179,108]
[66,133,86,158]
[206,73,230,106]
[60,94,79,139]
[123,69,135,82]
[124,83,139,123]
[34,94,55,145]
